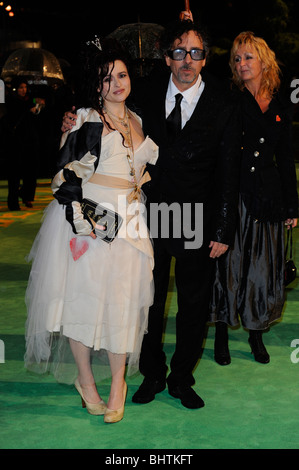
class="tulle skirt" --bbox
[24,200,154,384]
[210,198,285,330]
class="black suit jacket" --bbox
[132,69,242,248]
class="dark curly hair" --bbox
[75,37,130,113]
[159,19,209,58]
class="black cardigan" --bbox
[238,87,298,222]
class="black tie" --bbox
[166,93,183,138]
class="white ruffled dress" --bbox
[24,109,158,384]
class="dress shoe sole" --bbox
[132,395,155,404]
[168,389,205,409]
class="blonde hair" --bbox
[229,31,281,99]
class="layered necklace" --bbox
[103,106,136,183]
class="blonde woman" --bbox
[211,32,298,365]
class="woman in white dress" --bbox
[24,38,158,423]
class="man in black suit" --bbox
[131,19,241,409]
[61,18,241,410]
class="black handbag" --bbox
[81,198,123,244]
[284,226,297,286]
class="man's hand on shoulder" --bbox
[61,106,77,133]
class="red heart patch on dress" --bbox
[70,237,89,261]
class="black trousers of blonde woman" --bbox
[212,199,285,366]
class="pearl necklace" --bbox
[104,106,136,183]
[104,106,129,128]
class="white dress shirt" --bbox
[165,74,205,129]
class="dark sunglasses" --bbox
[167,48,206,61]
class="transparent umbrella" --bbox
[108,23,164,76]
[1,48,64,86]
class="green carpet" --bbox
[0,179,299,451]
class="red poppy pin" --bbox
[276,115,281,122]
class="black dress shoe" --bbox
[248,331,270,364]
[132,378,166,404]
[168,385,205,409]
[8,204,21,211]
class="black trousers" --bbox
[7,144,37,208]
[139,236,215,388]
